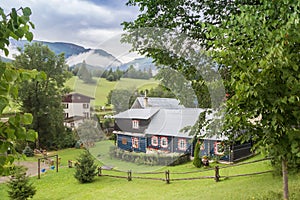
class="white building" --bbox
[62,93,94,129]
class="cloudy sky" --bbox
[2,0,139,49]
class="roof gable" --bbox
[62,93,95,103]
[113,108,160,120]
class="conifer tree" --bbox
[74,150,98,183]
[7,167,36,200]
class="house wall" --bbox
[114,119,151,133]
[146,135,192,154]
[117,134,147,153]
[199,139,230,161]
[199,139,252,162]
[63,102,91,118]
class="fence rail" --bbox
[93,158,273,184]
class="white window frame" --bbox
[83,112,89,118]
[214,142,225,155]
[63,103,68,109]
[132,120,139,129]
[132,137,139,148]
[83,103,89,109]
[178,138,187,151]
[151,136,158,146]
[160,137,168,148]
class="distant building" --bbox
[62,93,94,129]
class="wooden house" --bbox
[113,108,204,154]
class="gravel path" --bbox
[0,161,38,183]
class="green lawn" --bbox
[0,145,299,200]
[65,77,159,107]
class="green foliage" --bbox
[107,89,138,113]
[109,146,190,166]
[145,84,175,98]
[7,166,36,200]
[14,43,71,149]
[22,146,33,157]
[76,119,104,148]
[77,60,96,84]
[0,6,37,175]
[74,150,98,183]
[102,67,123,81]
[123,65,152,80]
[193,141,202,168]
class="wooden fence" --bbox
[95,158,273,184]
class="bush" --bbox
[22,146,34,157]
[74,150,98,183]
[108,146,190,166]
[7,166,36,200]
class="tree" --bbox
[0,6,37,175]
[193,141,202,168]
[107,89,138,113]
[76,119,104,148]
[74,150,98,183]
[124,1,300,199]
[14,43,71,149]
[7,166,36,200]
[77,60,95,84]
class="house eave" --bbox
[113,131,145,137]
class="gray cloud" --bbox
[2,0,139,48]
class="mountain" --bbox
[0,40,158,73]
[0,39,122,69]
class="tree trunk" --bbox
[282,158,289,200]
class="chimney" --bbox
[144,91,148,108]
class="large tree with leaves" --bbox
[0,6,37,175]
[14,43,71,149]
[124,0,300,199]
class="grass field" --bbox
[0,143,299,200]
[64,77,159,107]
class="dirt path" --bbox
[0,161,38,184]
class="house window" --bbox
[132,137,139,148]
[122,138,127,145]
[83,112,89,118]
[200,142,205,150]
[83,103,89,109]
[64,113,69,119]
[214,142,225,155]
[178,139,187,151]
[70,122,75,127]
[160,137,168,148]
[151,136,158,146]
[63,103,68,109]
[132,120,139,129]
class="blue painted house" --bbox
[113,107,204,154]
[114,97,253,162]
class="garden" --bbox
[0,142,300,200]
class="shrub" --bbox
[22,146,34,157]
[74,150,98,183]
[7,166,36,200]
[109,147,190,166]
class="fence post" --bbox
[165,170,170,184]
[127,170,132,181]
[98,167,102,176]
[38,158,40,179]
[215,166,220,182]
